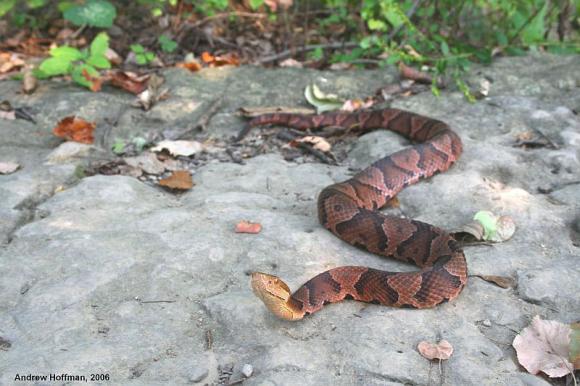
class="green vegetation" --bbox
[36,32,111,89]
[1,0,578,97]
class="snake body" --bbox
[250,109,467,320]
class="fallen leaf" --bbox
[175,60,202,72]
[398,62,432,84]
[124,152,166,175]
[454,211,515,243]
[341,98,375,112]
[235,221,262,234]
[0,52,25,74]
[82,68,102,92]
[0,161,20,174]
[474,275,516,289]
[201,51,240,67]
[159,170,193,191]
[304,84,344,113]
[292,136,332,152]
[279,58,303,68]
[151,140,203,157]
[513,315,573,378]
[132,74,168,110]
[109,71,150,94]
[417,340,453,360]
[53,116,95,144]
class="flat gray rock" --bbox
[1,53,579,385]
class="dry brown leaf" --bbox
[109,71,150,95]
[53,116,95,144]
[417,340,453,360]
[201,51,240,67]
[293,136,332,152]
[82,68,102,92]
[474,275,516,289]
[0,52,25,74]
[175,60,202,72]
[513,315,573,378]
[159,170,193,191]
[235,221,262,234]
[0,161,20,174]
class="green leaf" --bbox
[86,54,110,69]
[135,54,147,65]
[26,0,46,8]
[71,63,99,89]
[0,0,16,17]
[368,19,387,31]
[50,46,84,61]
[144,52,156,62]
[473,211,497,240]
[39,57,72,76]
[304,84,344,114]
[158,35,177,53]
[521,3,547,44]
[131,44,145,54]
[440,41,450,56]
[112,139,126,154]
[63,0,117,28]
[90,32,109,57]
[249,0,263,10]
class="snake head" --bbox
[250,272,303,321]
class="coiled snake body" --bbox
[250,109,467,320]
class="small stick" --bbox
[277,130,336,165]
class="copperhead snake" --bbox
[248,109,467,320]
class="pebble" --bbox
[242,363,253,378]
[482,319,492,327]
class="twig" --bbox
[139,300,176,304]
[257,42,359,64]
[205,329,213,350]
[277,130,337,164]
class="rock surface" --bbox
[1,53,579,385]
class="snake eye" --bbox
[334,204,342,212]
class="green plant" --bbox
[130,44,156,65]
[36,32,111,90]
[63,0,117,28]
[158,35,177,53]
